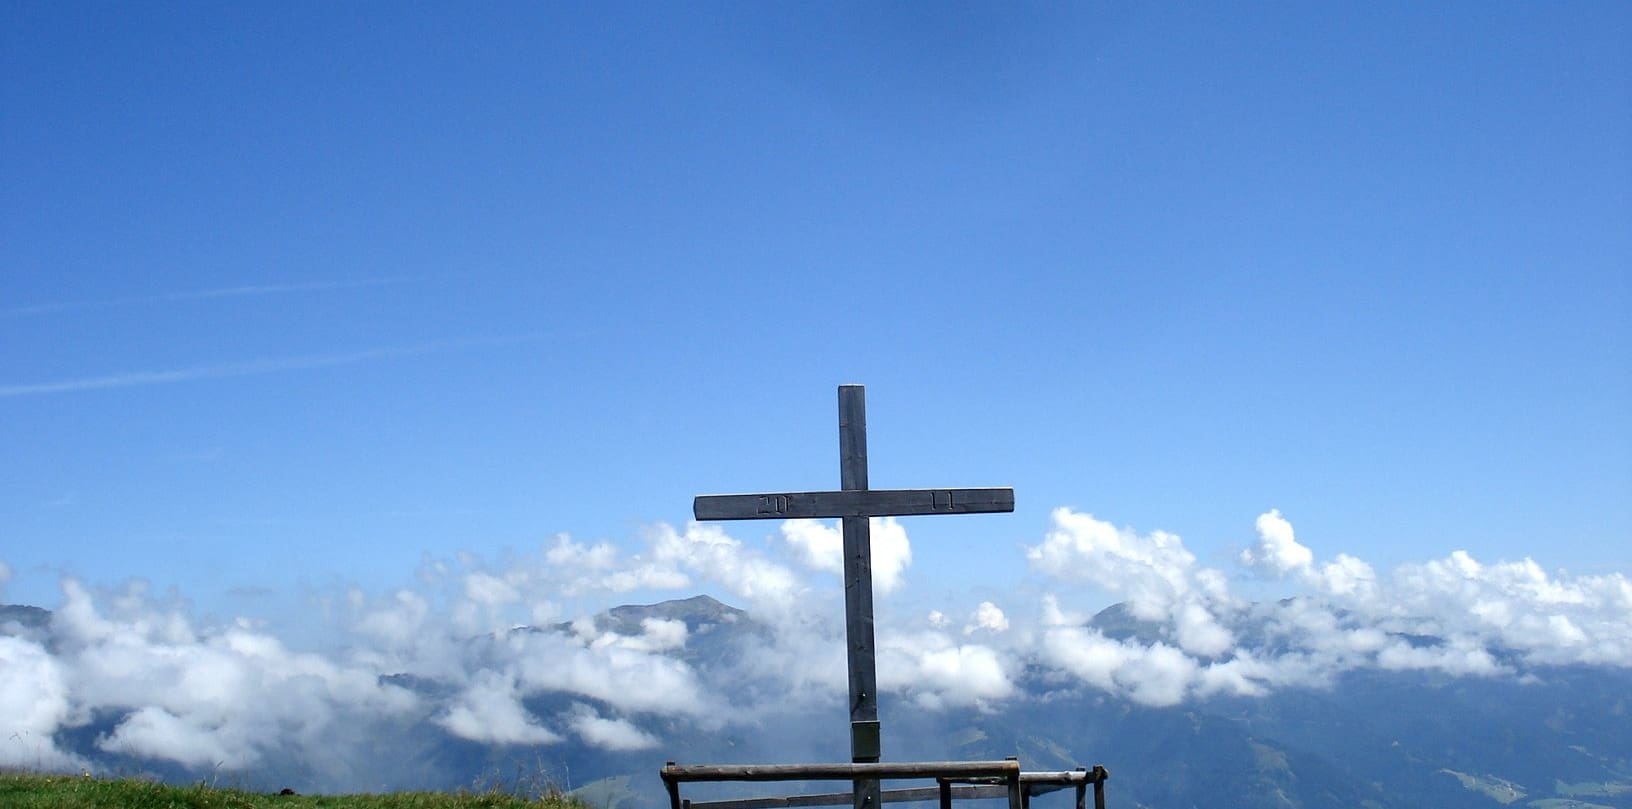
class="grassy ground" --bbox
[0,772,584,809]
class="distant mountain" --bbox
[547,593,762,668]
[595,594,748,635]
[7,597,1631,809]
[0,603,50,633]
[1085,601,1166,644]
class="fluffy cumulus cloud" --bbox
[0,635,83,770]
[439,670,561,746]
[565,703,659,750]
[1027,508,1229,620]
[879,631,1015,709]
[965,601,1009,634]
[0,579,422,775]
[780,517,912,594]
[1025,509,1237,659]
[1025,509,1632,705]
[2,508,1630,784]
[645,522,805,610]
[1239,509,1313,576]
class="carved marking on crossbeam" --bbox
[695,489,1013,521]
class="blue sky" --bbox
[2,2,1629,636]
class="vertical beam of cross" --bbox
[838,385,881,809]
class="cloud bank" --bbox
[1,509,1628,783]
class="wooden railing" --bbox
[660,760,1108,809]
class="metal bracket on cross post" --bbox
[851,720,881,760]
[692,384,1016,809]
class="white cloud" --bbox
[511,630,715,718]
[0,636,84,771]
[591,618,688,653]
[5,506,1631,788]
[439,670,561,745]
[464,572,521,607]
[1374,636,1506,677]
[780,518,912,595]
[781,519,843,574]
[964,602,1009,634]
[1239,509,1314,576]
[1172,602,1233,657]
[352,589,430,649]
[99,706,251,768]
[646,523,803,610]
[1311,553,1377,598]
[1374,550,1632,667]
[31,579,419,772]
[1026,508,1218,621]
[1030,508,1632,706]
[879,631,1014,708]
[566,704,659,751]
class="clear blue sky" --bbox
[3,3,1628,626]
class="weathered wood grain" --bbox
[693,488,1016,521]
[660,760,1020,782]
[838,385,881,809]
[681,784,1015,809]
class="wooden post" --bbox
[938,780,952,809]
[1073,768,1086,809]
[839,385,881,809]
[665,762,684,809]
[1004,757,1021,809]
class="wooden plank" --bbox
[1005,757,1021,809]
[661,760,1021,783]
[839,385,868,491]
[1019,772,1095,784]
[679,784,1020,809]
[838,385,880,809]
[694,489,1016,521]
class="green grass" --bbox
[0,772,585,809]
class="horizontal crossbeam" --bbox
[694,488,1015,521]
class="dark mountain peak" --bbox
[0,603,52,634]
[600,594,746,636]
[535,594,751,641]
[1087,602,1167,645]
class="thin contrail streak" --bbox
[0,335,537,399]
[1,278,409,319]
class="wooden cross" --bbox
[693,385,1015,809]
